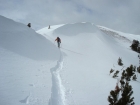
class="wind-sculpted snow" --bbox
[0,15,30,32]
[53,22,98,36]
[0,15,60,61]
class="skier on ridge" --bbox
[55,37,61,48]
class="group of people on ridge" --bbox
[27,23,61,48]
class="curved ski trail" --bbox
[49,52,66,105]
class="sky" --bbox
[0,0,140,34]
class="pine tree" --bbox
[120,79,125,91]
[132,75,137,81]
[130,40,139,52]
[108,64,136,105]
[118,57,123,66]
[113,70,119,78]
[121,65,136,81]
[108,90,118,105]
[108,81,135,105]
[137,66,140,73]
[110,69,114,75]
[108,83,120,105]
[117,82,135,105]
[125,65,136,81]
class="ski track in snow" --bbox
[49,51,66,105]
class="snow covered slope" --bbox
[98,25,140,43]
[0,14,140,105]
[0,15,60,105]
[0,15,60,61]
[37,23,140,105]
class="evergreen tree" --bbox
[110,69,114,75]
[137,66,140,73]
[120,78,125,90]
[121,65,136,81]
[108,64,136,105]
[130,40,139,52]
[113,70,119,78]
[108,83,120,105]
[117,82,135,105]
[108,81,135,105]
[108,90,118,105]
[132,75,137,81]
[118,57,123,66]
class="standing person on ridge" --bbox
[55,37,61,48]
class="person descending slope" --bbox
[55,37,61,48]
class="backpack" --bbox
[57,37,61,42]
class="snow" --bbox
[0,15,140,105]
[98,25,140,43]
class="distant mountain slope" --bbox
[0,15,60,60]
[98,25,140,43]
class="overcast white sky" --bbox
[0,0,140,34]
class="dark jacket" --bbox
[55,37,61,43]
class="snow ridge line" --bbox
[49,52,66,105]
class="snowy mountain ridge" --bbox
[98,25,140,43]
[0,15,140,105]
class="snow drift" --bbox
[0,15,60,61]
[0,15,60,105]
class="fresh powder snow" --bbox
[0,15,140,105]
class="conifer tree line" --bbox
[130,40,140,53]
[108,57,140,105]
